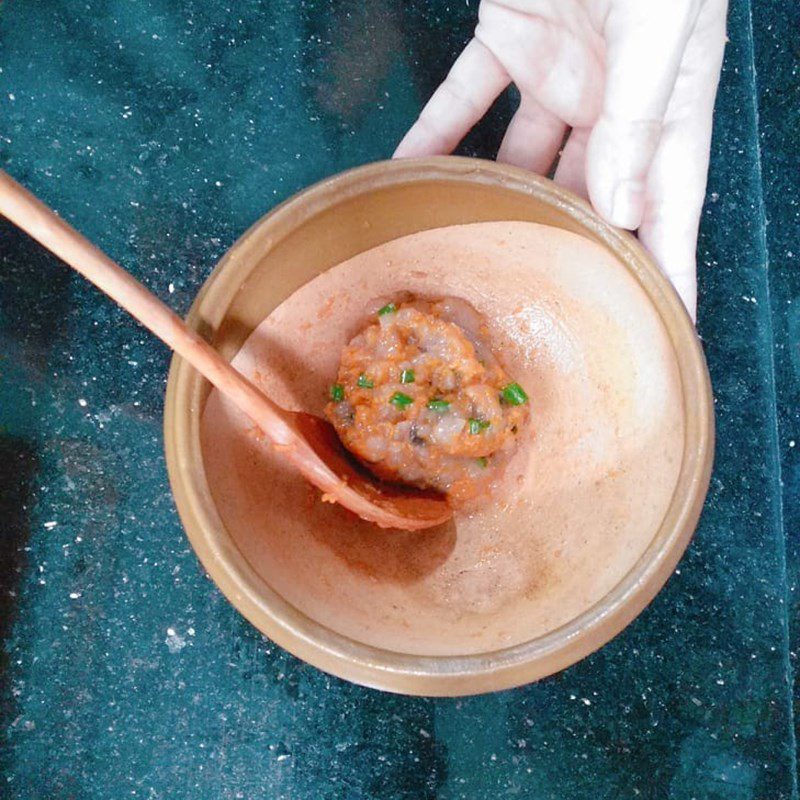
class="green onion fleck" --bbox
[329,384,345,402]
[500,382,529,406]
[357,373,374,389]
[390,392,413,409]
[426,399,450,413]
[468,418,491,435]
[377,302,397,317]
[476,456,488,468]
[400,368,415,384]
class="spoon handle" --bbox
[0,169,294,445]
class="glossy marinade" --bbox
[326,297,529,502]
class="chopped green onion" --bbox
[400,368,415,384]
[476,456,488,468]
[500,382,529,406]
[468,418,491,435]
[377,302,397,317]
[390,392,413,409]
[329,384,345,402]
[357,373,374,389]
[426,399,450,413]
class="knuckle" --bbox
[438,78,483,117]
[597,113,664,154]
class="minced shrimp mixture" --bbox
[325,297,530,502]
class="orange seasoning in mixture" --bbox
[325,297,530,503]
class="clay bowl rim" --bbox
[164,156,714,696]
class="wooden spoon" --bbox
[0,170,451,531]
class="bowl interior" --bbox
[165,157,713,694]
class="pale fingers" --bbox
[497,96,567,173]
[476,0,604,128]
[394,38,509,158]
[585,0,703,229]
[638,0,729,320]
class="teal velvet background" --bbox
[0,1,798,797]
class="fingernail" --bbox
[610,181,645,229]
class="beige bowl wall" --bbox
[164,157,714,696]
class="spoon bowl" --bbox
[287,410,451,529]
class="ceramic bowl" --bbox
[164,156,713,696]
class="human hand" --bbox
[395,0,728,320]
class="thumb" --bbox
[586,0,703,230]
